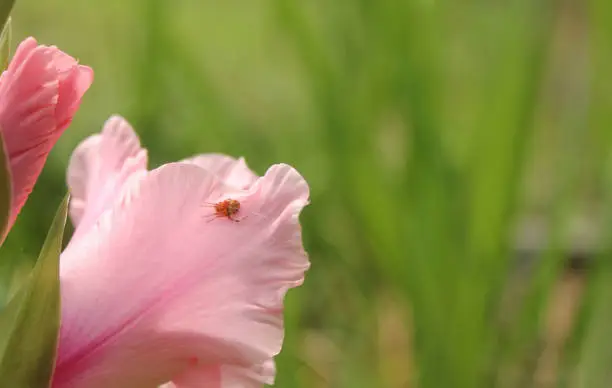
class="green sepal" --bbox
[0,125,12,248]
[0,16,12,71]
[0,0,14,32]
[0,194,68,387]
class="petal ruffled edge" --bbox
[67,115,147,235]
[182,153,258,190]
[162,359,275,388]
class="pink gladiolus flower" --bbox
[53,116,310,387]
[0,37,92,233]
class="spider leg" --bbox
[203,212,222,222]
[234,215,248,222]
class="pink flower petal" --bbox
[53,162,310,387]
[164,359,275,387]
[182,154,258,190]
[0,37,92,231]
[67,115,147,238]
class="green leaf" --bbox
[0,194,68,388]
[0,16,11,71]
[0,131,10,247]
[0,4,14,248]
[0,0,14,32]
[0,127,15,303]
[0,256,32,310]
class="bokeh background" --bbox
[4,0,612,387]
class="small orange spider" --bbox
[203,198,244,223]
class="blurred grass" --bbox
[1,0,611,387]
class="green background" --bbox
[4,0,612,387]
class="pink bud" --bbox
[0,37,93,231]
